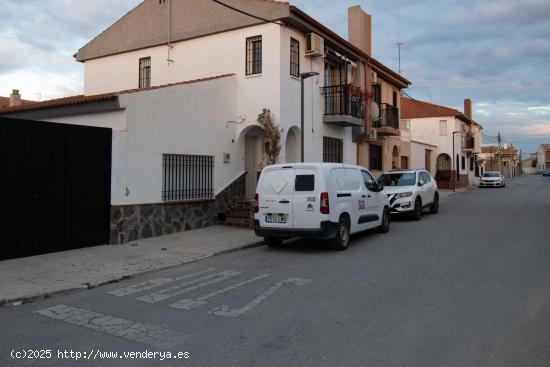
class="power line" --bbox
[210,0,284,26]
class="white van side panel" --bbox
[293,167,327,229]
[257,167,295,229]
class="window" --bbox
[246,36,262,75]
[323,136,343,163]
[295,174,315,191]
[470,157,474,171]
[290,38,300,77]
[162,154,213,201]
[421,172,431,183]
[362,170,378,191]
[369,145,382,170]
[372,84,381,105]
[138,57,151,89]
[461,156,466,170]
[392,91,397,107]
[439,120,447,136]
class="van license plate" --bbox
[265,214,287,224]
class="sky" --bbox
[1,0,549,153]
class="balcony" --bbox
[462,135,475,150]
[321,84,365,127]
[373,103,400,136]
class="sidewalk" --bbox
[439,187,470,199]
[0,226,262,307]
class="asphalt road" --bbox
[1,175,549,367]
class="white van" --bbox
[253,163,391,250]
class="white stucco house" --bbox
[401,98,483,189]
[0,0,408,243]
[537,144,550,171]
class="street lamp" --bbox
[452,131,462,192]
[300,71,319,162]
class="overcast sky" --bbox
[1,0,549,153]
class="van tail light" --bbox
[320,192,329,214]
[254,193,259,213]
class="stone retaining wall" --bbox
[109,173,246,244]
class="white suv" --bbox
[378,169,439,220]
[254,163,391,250]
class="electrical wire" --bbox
[210,0,284,26]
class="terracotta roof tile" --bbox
[401,97,462,119]
[0,96,35,110]
[0,74,235,114]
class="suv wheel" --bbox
[412,198,423,220]
[377,207,390,233]
[429,193,439,214]
[264,237,283,247]
[330,216,350,251]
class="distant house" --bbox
[478,144,519,179]
[537,144,550,171]
[0,90,34,110]
[521,155,537,175]
[401,97,483,189]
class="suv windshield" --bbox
[379,172,416,187]
[483,172,500,177]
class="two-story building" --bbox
[401,97,483,189]
[0,0,407,244]
[537,144,550,171]
[478,144,519,179]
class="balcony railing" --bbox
[373,103,399,134]
[320,84,365,127]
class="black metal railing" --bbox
[373,103,399,129]
[463,135,475,149]
[162,154,214,201]
[321,84,366,119]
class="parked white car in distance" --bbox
[254,163,391,250]
[378,169,439,220]
[479,171,505,188]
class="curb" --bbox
[0,240,265,308]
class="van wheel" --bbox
[412,198,423,220]
[429,193,439,214]
[264,237,282,247]
[330,216,350,251]
[377,207,390,233]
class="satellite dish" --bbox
[370,101,380,121]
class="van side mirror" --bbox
[418,180,425,186]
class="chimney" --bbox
[9,89,21,107]
[348,5,372,56]
[464,98,472,119]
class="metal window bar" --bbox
[290,38,300,77]
[162,154,214,201]
[139,57,151,89]
[246,36,262,75]
[373,103,399,129]
[323,137,343,163]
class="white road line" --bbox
[107,268,216,297]
[137,270,243,303]
[209,278,312,318]
[36,304,185,349]
[168,274,271,311]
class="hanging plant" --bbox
[257,108,281,166]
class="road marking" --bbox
[107,268,216,297]
[209,278,311,318]
[36,304,184,349]
[136,270,243,303]
[168,274,271,311]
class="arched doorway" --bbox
[238,125,267,199]
[392,145,399,169]
[436,153,451,171]
[285,126,301,163]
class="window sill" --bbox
[290,75,300,81]
[245,73,262,79]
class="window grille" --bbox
[162,154,213,201]
[139,57,151,89]
[290,38,300,77]
[323,137,343,163]
[246,36,262,75]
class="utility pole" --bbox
[497,132,502,175]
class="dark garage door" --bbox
[0,117,111,260]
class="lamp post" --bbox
[300,72,319,162]
[452,131,461,192]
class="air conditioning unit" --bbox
[369,127,378,140]
[305,33,324,57]
[371,71,378,84]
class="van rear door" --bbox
[257,167,295,229]
[292,168,320,229]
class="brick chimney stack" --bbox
[348,5,372,56]
[9,89,21,107]
[464,98,472,119]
